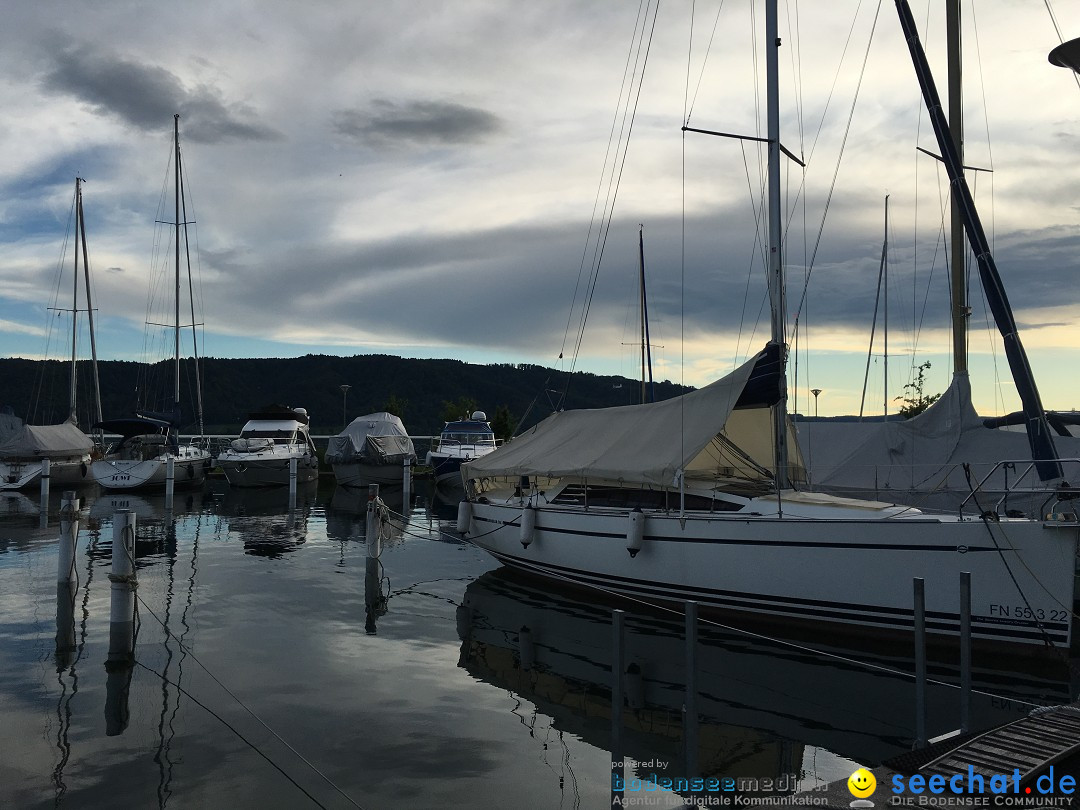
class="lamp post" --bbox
[811,388,822,418]
[1049,37,1080,74]
[340,384,351,430]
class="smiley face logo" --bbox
[848,768,876,798]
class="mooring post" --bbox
[288,456,298,507]
[366,483,381,558]
[684,600,699,781]
[611,609,625,809]
[960,571,972,733]
[106,509,137,736]
[165,456,175,510]
[914,577,927,748]
[403,456,412,510]
[39,458,51,527]
[57,491,80,584]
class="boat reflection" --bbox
[325,484,408,546]
[457,569,1076,795]
[217,480,318,558]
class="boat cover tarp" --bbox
[463,348,805,488]
[800,374,1080,503]
[326,412,416,465]
[0,420,93,459]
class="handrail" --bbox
[958,457,1080,516]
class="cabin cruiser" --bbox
[327,412,416,487]
[426,411,499,486]
[216,405,319,487]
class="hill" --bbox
[0,354,690,437]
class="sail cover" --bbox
[326,412,416,465]
[0,420,93,459]
[463,347,805,488]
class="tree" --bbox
[895,361,941,419]
[491,404,515,441]
[440,397,478,424]
[383,393,408,418]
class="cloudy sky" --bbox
[2,0,1079,417]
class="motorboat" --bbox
[425,411,499,486]
[327,412,416,487]
[216,405,319,487]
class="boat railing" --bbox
[957,457,1080,518]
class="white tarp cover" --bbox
[463,354,805,487]
[326,412,416,465]
[0,420,93,459]
[802,374,1080,499]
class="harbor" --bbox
[2,480,1077,808]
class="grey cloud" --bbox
[41,46,280,143]
[332,99,502,149]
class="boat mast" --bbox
[70,179,80,421]
[77,179,103,428]
[947,0,967,377]
[765,0,790,489]
[895,0,1060,480]
[173,114,181,417]
[638,226,655,404]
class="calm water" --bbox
[1,480,1076,809]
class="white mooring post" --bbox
[366,483,381,558]
[106,509,137,736]
[165,456,175,510]
[57,491,80,584]
[402,456,412,510]
[39,458,51,527]
[914,577,927,748]
[288,456,298,507]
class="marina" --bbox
[2,479,1078,808]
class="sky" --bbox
[2,0,1080,417]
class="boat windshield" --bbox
[242,429,297,443]
[440,432,494,447]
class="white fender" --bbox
[520,504,536,548]
[456,500,473,534]
[627,508,645,557]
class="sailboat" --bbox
[798,2,1080,515]
[91,115,212,491]
[0,178,100,490]
[459,1,1080,651]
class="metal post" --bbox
[914,577,927,748]
[403,456,412,511]
[960,572,972,733]
[684,601,699,781]
[288,456,298,508]
[611,609,625,809]
[165,456,175,510]
[57,491,79,583]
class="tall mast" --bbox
[70,179,80,420]
[895,0,1060,481]
[765,0,790,489]
[173,114,181,411]
[883,195,889,418]
[77,180,103,427]
[947,0,967,376]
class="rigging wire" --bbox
[563,1,662,404]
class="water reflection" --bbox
[457,568,1076,797]
[217,480,317,557]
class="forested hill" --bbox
[0,354,691,437]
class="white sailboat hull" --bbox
[217,450,319,487]
[92,448,211,491]
[464,498,1080,649]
